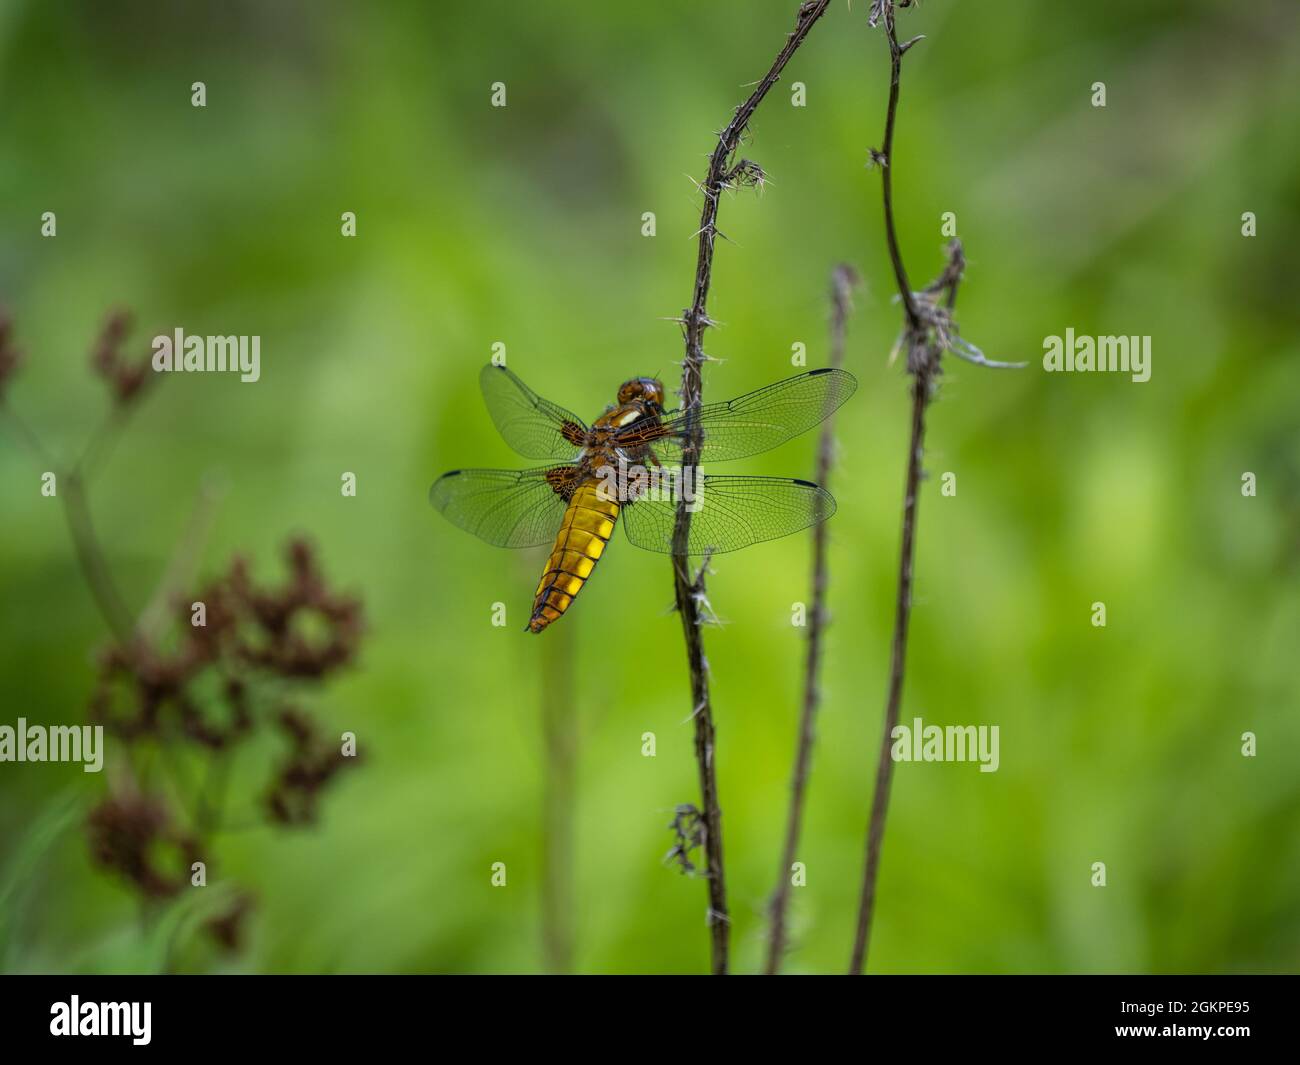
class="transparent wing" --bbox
[479,364,587,460]
[620,474,834,555]
[428,465,576,548]
[614,367,856,465]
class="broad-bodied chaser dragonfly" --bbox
[429,363,857,632]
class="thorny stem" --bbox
[850,0,975,974]
[765,264,858,975]
[848,366,928,974]
[670,0,832,978]
[877,1,920,331]
[850,0,922,979]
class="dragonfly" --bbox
[429,363,857,633]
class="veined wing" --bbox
[620,474,834,555]
[479,363,587,460]
[429,465,576,548]
[614,367,856,465]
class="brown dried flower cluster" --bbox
[227,539,364,679]
[89,538,363,748]
[89,309,154,406]
[266,705,360,826]
[84,538,364,943]
[86,790,201,899]
[0,306,369,958]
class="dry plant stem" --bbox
[671,0,832,977]
[764,264,857,975]
[62,471,136,643]
[2,401,141,643]
[877,2,920,331]
[65,407,148,644]
[76,404,130,480]
[849,1,966,974]
[540,620,577,974]
[859,272,962,939]
[847,268,963,969]
[848,365,927,974]
[850,0,920,979]
[0,402,55,469]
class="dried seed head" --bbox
[89,309,154,406]
[725,158,767,191]
[86,789,200,899]
[664,803,706,876]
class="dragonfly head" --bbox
[616,376,665,412]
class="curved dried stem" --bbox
[850,0,1021,975]
[671,0,833,975]
[765,264,858,974]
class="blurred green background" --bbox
[1,0,1297,974]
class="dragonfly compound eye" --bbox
[618,377,665,409]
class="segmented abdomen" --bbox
[528,480,618,633]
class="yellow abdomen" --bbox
[528,480,619,633]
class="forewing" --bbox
[619,367,857,465]
[620,474,834,555]
[479,364,587,460]
[429,465,575,548]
